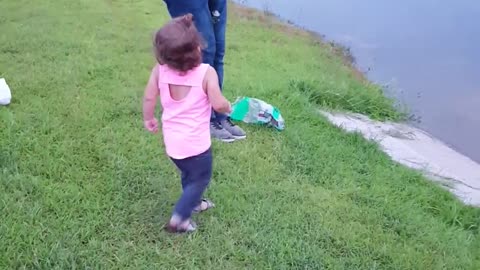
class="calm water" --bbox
[236,0,480,163]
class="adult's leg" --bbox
[210,0,226,88]
[208,0,246,139]
[209,0,228,122]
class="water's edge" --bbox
[232,2,480,206]
[232,0,480,164]
[320,110,480,207]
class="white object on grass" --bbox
[0,78,12,105]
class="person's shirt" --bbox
[158,63,212,159]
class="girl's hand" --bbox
[144,118,159,133]
[226,102,232,114]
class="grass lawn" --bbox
[1,0,479,269]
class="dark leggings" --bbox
[170,149,213,220]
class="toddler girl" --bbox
[143,14,231,233]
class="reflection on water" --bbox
[236,0,480,163]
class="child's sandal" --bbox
[193,199,215,214]
[165,220,197,234]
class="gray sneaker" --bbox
[220,118,246,140]
[211,121,235,143]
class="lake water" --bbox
[235,0,480,163]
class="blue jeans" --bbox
[164,0,228,122]
[170,149,213,220]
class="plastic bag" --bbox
[230,96,285,130]
[0,78,12,105]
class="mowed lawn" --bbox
[1,0,479,269]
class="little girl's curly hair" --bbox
[154,14,203,72]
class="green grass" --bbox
[1,0,479,269]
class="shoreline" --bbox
[321,110,480,207]
[232,2,480,206]
[232,1,480,165]
[231,3,369,83]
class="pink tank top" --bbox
[158,63,211,159]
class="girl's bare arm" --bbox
[204,66,231,114]
[143,65,159,122]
